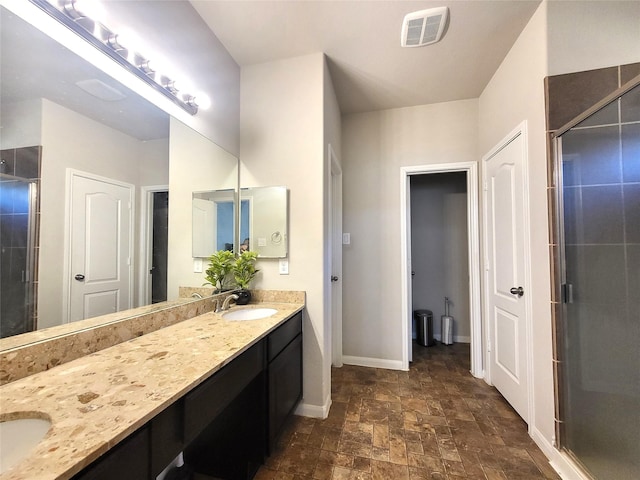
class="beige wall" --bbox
[138,138,170,187]
[39,99,164,328]
[167,118,238,299]
[341,99,479,362]
[0,99,42,149]
[547,0,640,76]
[240,53,333,413]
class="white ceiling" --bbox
[191,0,541,114]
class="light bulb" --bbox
[195,93,211,110]
[68,0,105,20]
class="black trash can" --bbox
[414,309,435,347]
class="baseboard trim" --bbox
[295,394,332,419]
[342,355,406,371]
[433,334,471,343]
[530,427,590,480]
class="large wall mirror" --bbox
[0,5,238,344]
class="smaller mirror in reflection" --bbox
[192,189,237,257]
[241,186,288,258]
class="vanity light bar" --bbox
[29,0,202,115]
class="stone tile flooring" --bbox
[255,342,561,480]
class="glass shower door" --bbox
[558,84,639,479]
[0,176,37,337]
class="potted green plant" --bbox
[232,250,259,304]
[203,250,235,292]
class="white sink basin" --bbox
[0,416,52,474]
[222,308,278,321]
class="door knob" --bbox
[510,286,524,297]
[75,274,85,281]
[331,275,339,282]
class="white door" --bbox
[69,172,133,322]
[192,197,215,257]
[484,129,529,421]
[330,146,343,367]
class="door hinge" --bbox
[483,181,488,192]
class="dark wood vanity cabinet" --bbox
[71,427,150,480]
[184,341,266,480]
[267,311,303,453]
[71,312,303,480]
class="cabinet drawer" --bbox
[268,312,302,362]
[184,340,264,444]
[72,427,149,480]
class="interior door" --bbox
[69,172,133,322]
[330,146,343,367]
[484,130,529,421]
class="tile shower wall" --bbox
[0,146,41,338]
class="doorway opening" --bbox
[400,162,482,376]
[151,191,169,304]
[141,185,169,306]
[410,172,469,349]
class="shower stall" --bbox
[555,80,639,479]
[0,175,38,337]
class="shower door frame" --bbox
[551,73,640,476]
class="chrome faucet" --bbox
[222,294,239,311]
[191,292,203,299]
[211,298,221,313]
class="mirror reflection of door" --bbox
[240,199,250,251]
[68,171,134,323]
[151,191,168,304]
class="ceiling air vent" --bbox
[401,7,449,48]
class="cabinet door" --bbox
[150,400,183,477]
[268,334,302,452]
[71,427,149,480]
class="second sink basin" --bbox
[222,308,278,321]
[0,415,52,474]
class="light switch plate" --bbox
[258,237,267,247]
[193,258,203,273]
[342,233,351,245]
[279,258,289,275]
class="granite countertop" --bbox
[0,302,304,480]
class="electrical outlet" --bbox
[193,258,203,273]
[342,233,351,245]
[279,258,289,275]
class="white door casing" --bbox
[66,170,134,323]
[400,162,482,375]
[482,123,532,423]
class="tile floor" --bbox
[255,342,561,480]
